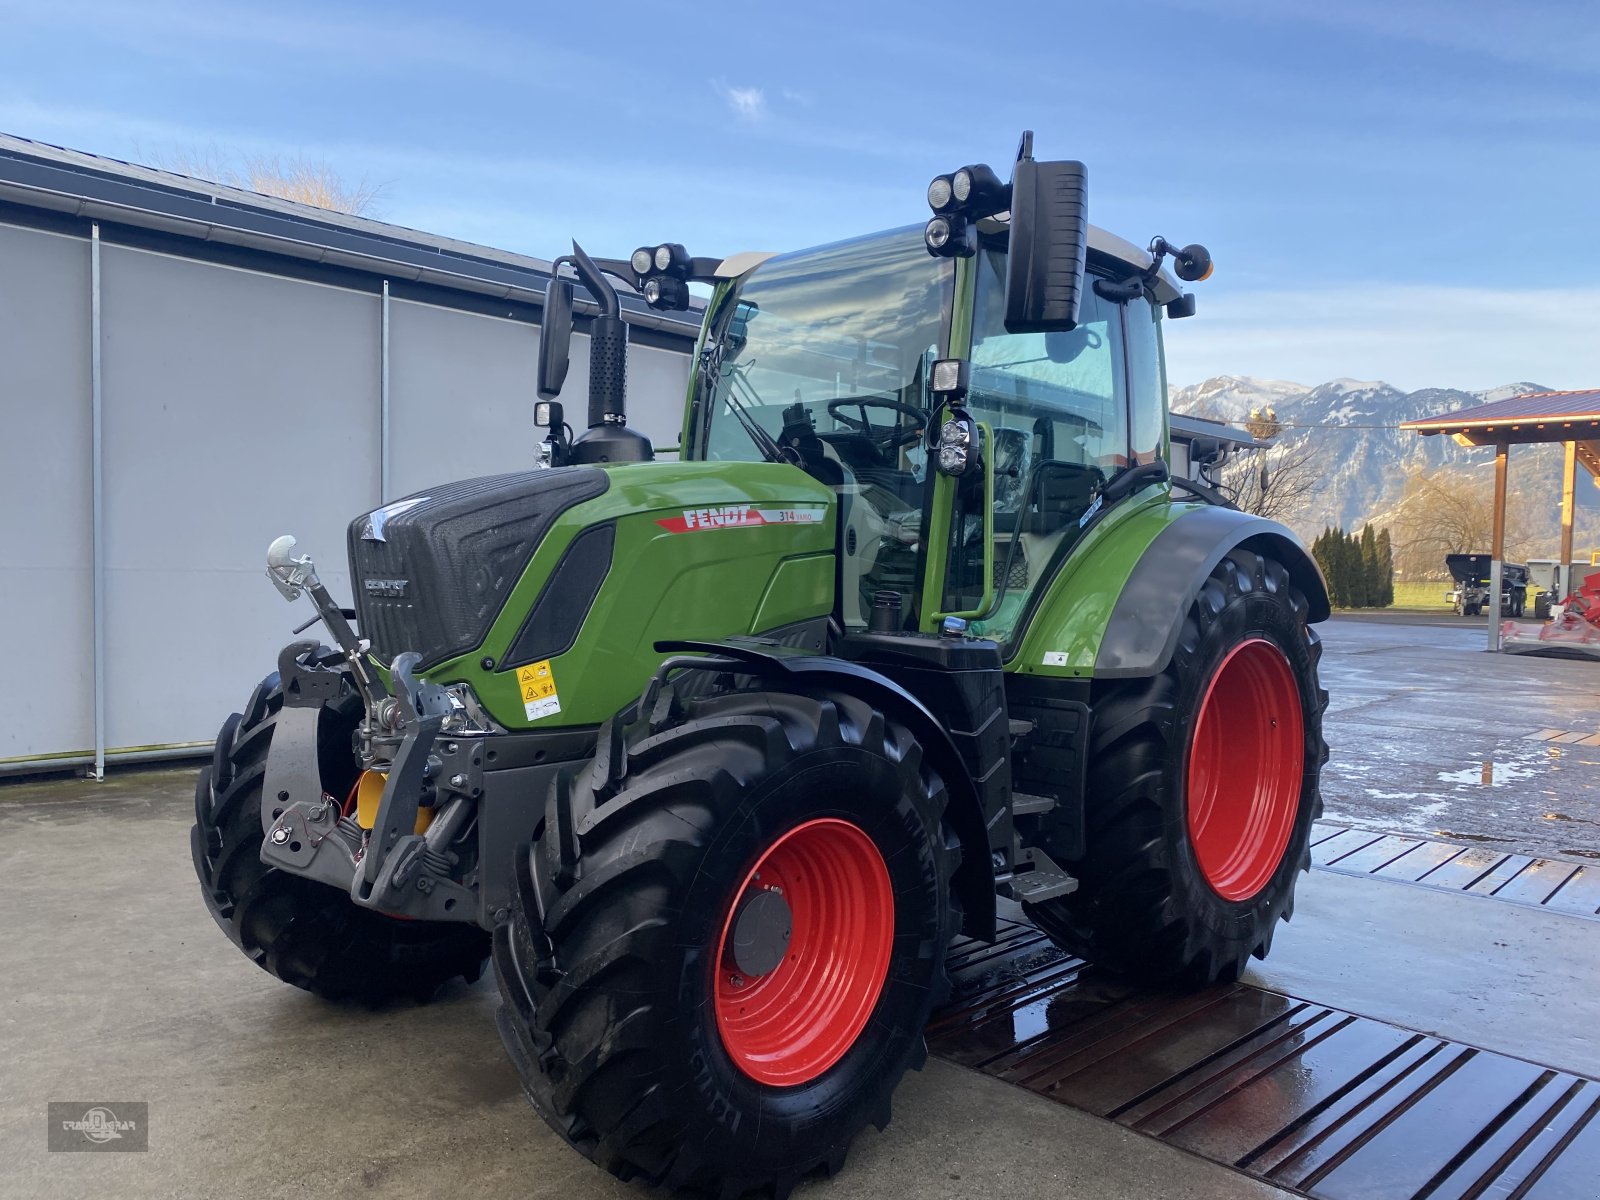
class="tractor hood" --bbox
[348,468,610,671]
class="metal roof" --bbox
[1170,411,1263,449]
[0,132,702,341]
[1401,389,1600,444]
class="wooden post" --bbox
[1489,440,1508,651]
[1560,440,1577,599]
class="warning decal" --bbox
[516,660,561,722]
[655,505,827,534]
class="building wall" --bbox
[0,217,691,768]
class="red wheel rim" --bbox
[1187,637,1304,902]
[713,817,894,1087]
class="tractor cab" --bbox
[679,213,1195,647]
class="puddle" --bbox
[1436,830,1514,844]
[1437,746,1549,788]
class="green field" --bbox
[1392,580,1450,610]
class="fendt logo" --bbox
[656,505,826,534]
[363,578,409,597]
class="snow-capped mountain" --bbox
[1168,376,1594,548]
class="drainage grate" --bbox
[932,922,1600,1199]
[1312,823,1600,918]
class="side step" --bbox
[1000,845,1077,904]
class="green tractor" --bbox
[191,134,1328,1197]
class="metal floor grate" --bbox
[1311,822,1600,918]
[931,922,1600,1199]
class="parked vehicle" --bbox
[1445,553,1529,617]
[191,135,1330,1196]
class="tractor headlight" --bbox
[653,244,673,271]
[952,168,973,204]
[927,174,955,212]
[642,276,689,310]
[924,215,974,258]
[630,247,653,276]
[936,414,977,477]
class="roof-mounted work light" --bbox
[628,242,695,311]
[924,160,1008,258]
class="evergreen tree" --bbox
[1376,527,1395,606]
[1313,526,1343,607]
[1329,525,1352,608]
[1360,525,1380,609]
[1345,530,1368,607]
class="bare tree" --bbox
[1386,465,1537,577]
[1215,434,1325,524]
[147,147,386,217]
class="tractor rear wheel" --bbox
[1027,547,1327,986]
[190,664,490,1004]
[494,687,959,1197]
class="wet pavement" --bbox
[1318,615,1600,863]
[4,625,1600,1199]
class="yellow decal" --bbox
[515,660,561,721]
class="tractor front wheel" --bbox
[1027,547,1327,986]
[494,687,959,1197]
[190,664,490,1003]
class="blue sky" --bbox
[2,0,1596,392]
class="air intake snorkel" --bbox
[537,242,654,466]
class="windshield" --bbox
[692,226,953,630]
[695,226,953,464]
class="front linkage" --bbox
[257,537,492,926]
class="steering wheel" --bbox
[826,396,929,452]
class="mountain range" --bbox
[1168,376,1600,564]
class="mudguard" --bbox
[656,639,999,941]
[1094,505,1330,679]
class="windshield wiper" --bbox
[717,361,790,465]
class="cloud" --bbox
[712,79,766,123]
[1164,283,1600,394]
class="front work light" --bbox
[951,163,1008,217]
[930,358,970,400]
[642,276,690,310]
[652,243,689,275]
[936,413,978,477]
[925,215,975,258]
[630,247,654,275]
[927,174,956,213]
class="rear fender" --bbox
[655,639,998,941]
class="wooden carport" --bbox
[1402,389,1600,650]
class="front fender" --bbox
[1009,496,1328,682]
[1094,504,1329,679]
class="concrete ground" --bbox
[1318,614,1600,861]
[3,616,1599,1199]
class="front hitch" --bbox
[256,536,484,923]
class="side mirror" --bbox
[1004,156,1089,334]
[1188,436,1223,467]
[537,277,574,400]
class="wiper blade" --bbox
[719,363,789,465]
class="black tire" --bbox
[494,687,959,1198]
[1026,547,1328,986]
[190,665,490,1004]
